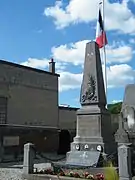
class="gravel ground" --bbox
[0,167,23,180]
[0,153,65,180]
[0,161,52,180]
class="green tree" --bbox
[107,102,122,114]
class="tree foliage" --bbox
[107,102,122,114]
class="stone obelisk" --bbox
[66,41,115,166]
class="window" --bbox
[0,97,7,124]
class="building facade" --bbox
[0,60,59,127]
[0,59,79,157]
[0,59,120,158]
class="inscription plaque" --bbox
[3,136,19,146]
[66,151,101,167]
[77,115,101,137]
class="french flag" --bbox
[96,8,108,48]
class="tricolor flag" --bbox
[96,8,108,48]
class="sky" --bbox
[0,0,135,107]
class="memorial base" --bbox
[66,106,116,167]
[71,106,114,153]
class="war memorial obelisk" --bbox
[66,41,115,166]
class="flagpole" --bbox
[101,0,108,107]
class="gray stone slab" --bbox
[115,113,129,143]
[121,84,135,132]
[66,151,101,167]
[122,84,135,107]
[118,144,132,180]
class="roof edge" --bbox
[0,59,60,77]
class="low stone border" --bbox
[22,174,84,180]
[22,167,118,180]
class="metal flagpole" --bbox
[101,0,108,107]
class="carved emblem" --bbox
[81,74,97,103]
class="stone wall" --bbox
[59,106,120,134]
[0,61,59,127]
[111,114,120,135]
[58,107,79,130]
[3,128,59,153]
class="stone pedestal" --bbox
[118,144,132,180]
[70,106,113,153]
[66,106,114,166]
[23,143,35,174]
[118,84,135,175]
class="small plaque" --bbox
[66,151,101,167]
[3,136,19,146]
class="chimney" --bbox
[49,58,55,74]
